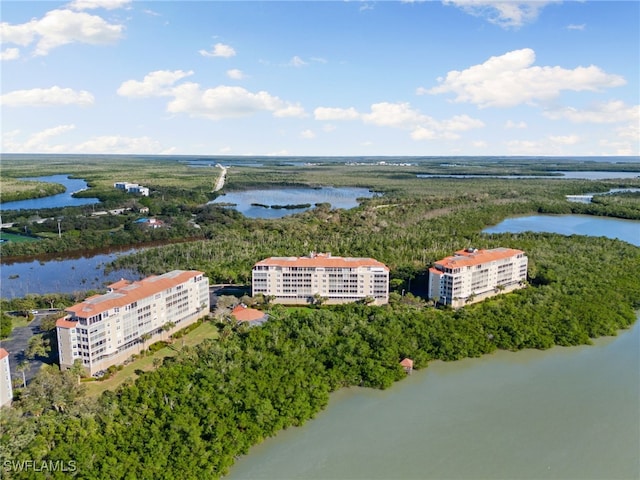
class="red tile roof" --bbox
[435,248,524,269]
[232,305,267,322]
[255,253,388,270]
[0,348,8,360]
[400,358,414,368]
[56,318,78,329]
[66,270,204,318]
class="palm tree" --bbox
[162,321,175,341]
[140,332,152,355]
[16,361,29,388]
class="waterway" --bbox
[0,250,140,299]
[417,171,640,180]
[209,187,376,219]
[227,214,640,480]
[1,174,100,211]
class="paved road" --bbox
[1,311,58,386]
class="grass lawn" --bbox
[0,232,40,243]
[84,321,219,398]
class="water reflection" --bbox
[1,174,100,211]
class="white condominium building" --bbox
[56,270,209,376]
[0,348,13,407]
[428,247,528,308]
[114,181,150,196]
[253,253,389,305]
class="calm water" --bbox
[210,187,375,218]
[227,214,640,480]
[417,171,640,180]
[484,214,640,245]
[1,174,100,211]
[0,251,140,299]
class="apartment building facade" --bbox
[252,253,389,305]
[0,348,13,407]
[428,247,528,308]
[56,270,209,376]
[114,181,150,196]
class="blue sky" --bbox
[1,1,638,156]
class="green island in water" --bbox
[0,155,639,479]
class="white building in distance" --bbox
[56,270,209,376]
[0,348,13,407]
[252,252,389,305]
[114,182,150,196]
[428,247,528,308]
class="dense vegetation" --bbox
[1,155,639,479]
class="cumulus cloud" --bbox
[505,120,528,129]
[0,8,124,56]
[226,69,245,80]
[1,48,20,60]
[67,0,132,10]
[315,101,484,141]
[362,102,428,128]
[444,1,553,29]
[117,70,194,97]
[427,48,626,108]
[167,83,305,120]
[289,56,308,67]
[314,106,360,121]
[118,69,306,120]
[543,100,639,124]
[549,134,580,145]
[1,86,94,107]
[300,129,316,139]
[2,124,170,154]
[199,42,236,58]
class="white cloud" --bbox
[362,102,428,128]
[444,1,553,29]
[226,69,245,80]
[2,124,170,154]
[549,134,580,145]
[273,103,306,118]
[199,42,236,58]
[119,70,306,120]
[167,83,305,120]
[505,120,528,129]
[566,24,586,31]
[1,48,20,60]
[473,140,488,148]
[67,0,132,10]
[117,70,194,97]
[315,102,484,141]
[300,129,316,139]
[0,8,125,56]
[289,56,308,67]
[543,100,639,124]
[1,86,94,107]
[314,106,360,121]
[428,48,626,108]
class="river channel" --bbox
[226,214,640,480]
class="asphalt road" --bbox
[1,311,59,386]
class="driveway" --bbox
[1,312,57,386]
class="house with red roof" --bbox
[231,304,269,326]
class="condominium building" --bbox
[56,270,209,376]
[428,247,528,308]
[114,181,150,196]
[252,252,389,305]
[0,348,13,407]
